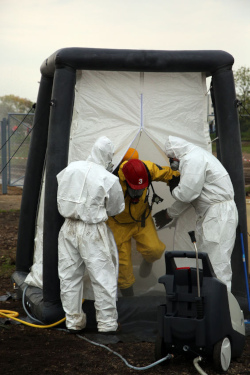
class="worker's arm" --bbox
[143,160,180,183]
[117,161,128,193]
[167,201,191,218]
[171,156,205,203]
[106,179,125,217]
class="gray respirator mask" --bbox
[169,158,179,171]
[106,162,114,172]
[127,186,144,204]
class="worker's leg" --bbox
[80,223,118,332]
[134,216,165,278]
[135,216,166,263]
[58,220,87,331]
[118,239,135,295]
[197,202,238,291]
[107,218,136,292]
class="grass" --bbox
[210,135,250,154]
[241,143,250,154]
[0,256,15,277]
[241,129,250,141]
[0,209,20,213]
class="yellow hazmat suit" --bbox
[107,160,179,290]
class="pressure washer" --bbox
[155,231,246,372]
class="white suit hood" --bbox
[56,136,124,223]
[165,135,234,216]
[165,136,196,159]
[87,136,114,169]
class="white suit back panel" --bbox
[57,161,124,222]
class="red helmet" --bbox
[122,159,148,190]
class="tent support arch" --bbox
[12,48,248,323]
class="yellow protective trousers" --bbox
[107,215,165,289]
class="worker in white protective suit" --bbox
[56,136,125,333]
[153,136,238,291]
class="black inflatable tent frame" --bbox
[12,48,249,323]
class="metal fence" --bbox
[0,112,34,193]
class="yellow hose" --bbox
[0,309,66,328]
[0,310,19,319]
[0,297,85,328]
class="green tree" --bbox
[234,67,250,113]
[234,66,250,135]
[0,95,34,120]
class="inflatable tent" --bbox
[12,48,249,335]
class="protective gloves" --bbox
[153,209,173,230]
[168,175,180,194]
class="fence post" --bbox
[1,118,7,194]
[7,115,11,185]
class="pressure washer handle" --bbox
[188,231,196,243]
[188,230,201,299]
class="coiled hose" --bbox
[0,284,65,328]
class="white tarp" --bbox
[26,70,211,295]
[68,70,210,166]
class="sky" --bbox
[0,0,250,102]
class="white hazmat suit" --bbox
[57,136,125,332]
[165,136,238,291]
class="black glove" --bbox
[153,209,172,229]
[168,175,180,194]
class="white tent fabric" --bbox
[68,70,210,166]
[25,70,211,295]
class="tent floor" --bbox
[11,270,166,343]
[11,270,250,344]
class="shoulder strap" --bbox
[142,162,152,186]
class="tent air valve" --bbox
[50,99,56,107]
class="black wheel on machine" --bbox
[154,334,171,366]
[213,337,231,372]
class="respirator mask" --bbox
[169,158,179,171]
[106,162,114,172]
[127,186,144,204]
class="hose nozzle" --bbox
[188,230,196,243]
